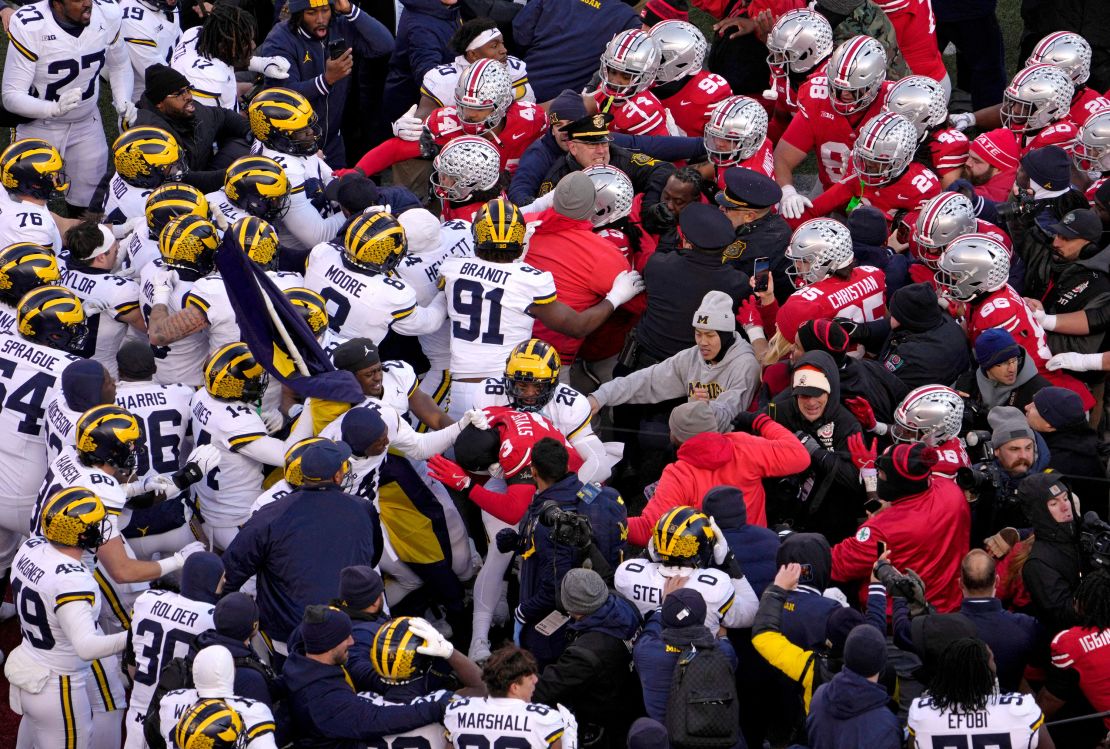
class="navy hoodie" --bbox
[382,0,460,120]
[805,668,901,749]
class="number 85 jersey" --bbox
[445,696,572,749]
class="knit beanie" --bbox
[560,568,608,615]
[180,552,224,605]
[662,588,707,628]
[796,319,849,365]
[889,283,941,331]
[301,605,353,654]
[627,718,669,749]
[969,129,1020,171]
[910,613,976,676]
[338,566,384,610]
[692,290,736,332]
[843,624,887,677]
[988,405,1036,448]
[1032,386,1086,429]
[668,400,719,443]
[702,485,746,528]
[116,339,156,380]
[1021,146,1071,192]
[145,64,192,104]
[847,206,888,247]
[825,607,865,654]
[875,442,937,500]
[553,172,596,221]
[340,407,388,455]
[62,360,110,413]
[214,593,258,642]
[549,90,588,124]
[974,328,1022,371]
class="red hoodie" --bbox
[627,414,811,544]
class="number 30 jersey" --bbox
[445,696,569,749]
[908,692,1044,749]
[437,257,557,380]
[127,588,214,716]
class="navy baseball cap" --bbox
[715,167,782,210]
[1050,208,1101,243]
[679,202,736,251]
[299,440,352,483]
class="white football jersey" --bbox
[908,692,1044,749]
[10,536,104,673]
[394,218,472,371]
[615,560,745,632]
[5,0,125,123]
[444,696,568,749]
[256,145,345,256]
[119,225,159,279]
[44,392,82,464]
[189,388,268,527]
[171,26,237,109]
[187,270,303,356]
[156,689,277,748]
[127,588,214,715]
[421,55,534,108]
[0,301,17,336]
[471,381,592,441]
[204,188,250,228]
[139,259,208,387]
[250,478,291,515]
[102,174,153,224]
[119,0,180,101]
[115,380,193,478]
[437,257,557,379]
[61,264,141,379]
[358,690,450,749]
[0,198,64,251]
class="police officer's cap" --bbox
[679,203,736,251]
[564,113,614,143]
[714,167,782,210]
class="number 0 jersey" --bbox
[127,588,214,715]
[189,389,269,528]
[614,559,745,632]
[437,257,557,379]
[445,696,568,749]
[908,692,1044,748]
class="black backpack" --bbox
[665,644,740,749]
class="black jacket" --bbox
[724,212,793,305]
[132,95,251,194]
[1042,425,1107,508]
[1019,475,1083,634]
[877,313,970,389]
[539,146,674,214]
[835,357,909,425]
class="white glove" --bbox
[142,474,178,496]
[1047,351,1105,372]
[174,540,207,564]
[211,209,230,232]
[52,89,83,117]
[261,410,284,433]
[249,55,291,79]
[392,105,423,142]
[604,269,645,308]
[112,216,145,240]
[778,184,812,220]
[460,408,490,430]
[948,112,976,131]
[362,204,393,216]
[407,617,455,658]
[1032,307,1057,331]
[79,297,112,316]
[115,99,138,127]
[707,516,729,565]
[150,269,178,307]
[186,444,220,474]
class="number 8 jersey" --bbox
[445,697,570,749]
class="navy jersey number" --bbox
[451,279,504,344]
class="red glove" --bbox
[738,296,761,328]
[427,454,471,491]
[846,433,878,471]
[844,396,877,431]
[331,167,363,179]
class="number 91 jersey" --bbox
[445,696,570,749]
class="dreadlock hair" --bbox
[924,638,996,715]
[1076,568,1110,631]
[196,4,257,69]
[451,18,500,57]
[671,165,706,201]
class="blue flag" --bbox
[215,235,364,403]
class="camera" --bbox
[1079,511,1110,570]
[538,500,594,549]
[956,463,1003,497]
[995,192,1047,222]
[873,560,933,616]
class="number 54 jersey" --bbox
[445,696,572,749]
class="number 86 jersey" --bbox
[445,696,573,749]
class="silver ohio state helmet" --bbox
[828,36,888,116]
[1001,64,1074,134]
[1027,31,1092,86]
[1073,109,1110,173]
[851,112,917,186]
[582,165,634,228]
[703,96,768,166]
[935,233,1010,302]
[430,136,502,202]
[884,75,947,141]
[913,192,977,267]
[599,30,662,100]
[766,10,833,80]
[649,21,707,84]
[454,59,513,136]
[786,218,854,287]
[892,385,965,445]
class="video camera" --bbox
[873,559,933,616]
[538,500,594,549]
[1079,511,1110,570]
[995,191,1051,222]
[955,462,1004,498]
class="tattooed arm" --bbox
[147,304,208,346]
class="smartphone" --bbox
[864,498,883,515]
[328,40,350,60]
[876,540,887,557]
[753,256,770,292]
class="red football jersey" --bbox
[877,0,946,81]
[931,437,970,480]
[655,71,733,136]
[798,162,941,223]
[775,265,887,342]
[1087,177,1107,202]
[592,90,671,136]
[714,138,775,188]
[427,101,548,173]
[781,77,894,188]
[1070,86,1110,126]
[1051,626,1110,729]
[967,285,1053,369]
[1017,119,1078,158]
[926,127,970,176]
[483,406,583,479]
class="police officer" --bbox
[538,113,674,220]
[715,167,792,304]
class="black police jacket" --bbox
[538,146,674,213]
[723,212,793,305]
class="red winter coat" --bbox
[831,477,970,612]
[627,413,811,545]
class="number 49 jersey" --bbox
[908,691,1044,749]
[127,588,214,715]
[445,696,569,749]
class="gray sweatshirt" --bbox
[592,337,760,431]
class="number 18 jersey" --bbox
[437,257,557,379]
[445,696,568,749]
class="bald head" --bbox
[960,549,997,597]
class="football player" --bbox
[119,182,210,279]
[43,360,116,466]
[437,198,642,419]
[304,211,447,346]
[873,0,947,94]
[0,140,68,251]
[246,89,345,262]
[1074,109,1110,193]
[649,21,731,137]
[102,127,185,225]
[9,488,128,749]
[170,4,265,111]
[700,95,773,185]
[774,36,894,218]
[1000,64,1078,157]
[592,30,672,137]
[119,0,182,102]
[3,0,134,214]
[909,192,1013,287]
[884,75,970,189]
[429,136,506,223]
[60,222,146,379]
[0,242,62,335]
[890,385,970,479]
[762,9,834,120]
[140,214,219,387]
[206,155,292,231]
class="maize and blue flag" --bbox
[215,235,364,403]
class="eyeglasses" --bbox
[166,87,192,99]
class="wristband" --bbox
[1039,314,1057,331]
[743,324,766,342]
[157,554,183,577]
